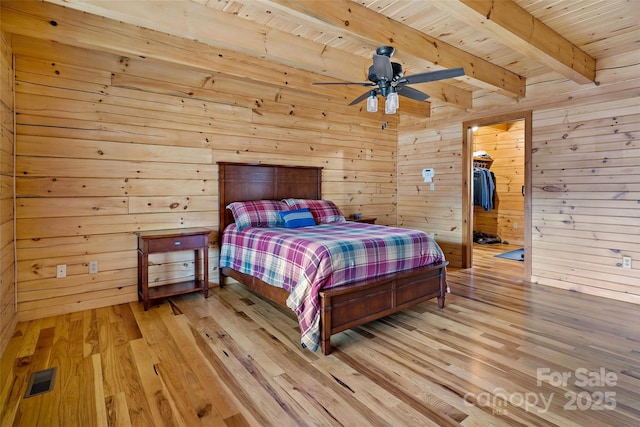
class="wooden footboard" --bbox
[318,261,447,354]
[220,261,448,355]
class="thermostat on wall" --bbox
[422,168,434,183]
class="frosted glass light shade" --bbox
[385,91,398,114]
[366,94,378,112]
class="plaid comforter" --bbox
[219,222,445,351]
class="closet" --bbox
[472,122,525,246]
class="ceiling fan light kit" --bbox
[313,45,465,116]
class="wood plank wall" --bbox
[397,124,464,266]
[530,94,639,302]
[399,53,640,304]
[473,122,525,246]
[10,35,398,322]
[0,31,16,353]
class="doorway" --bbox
[462,111,532,281]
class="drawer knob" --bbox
[174,241,181,246]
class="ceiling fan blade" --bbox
[373,54,394,81]
[312,81,375,86]
[348,90,376,106]
[396,86,430,102]
[399,67,465,85]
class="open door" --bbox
[462,111,532,281]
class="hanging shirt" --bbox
[473,168,495,211]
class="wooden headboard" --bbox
[218,162,323,232]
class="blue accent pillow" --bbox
[279,208,317,228]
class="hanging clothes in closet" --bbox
[473,167,496,211]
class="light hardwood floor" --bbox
[2,244,639,426]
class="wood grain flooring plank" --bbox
[105,391,132,427]
[91,353,109,427]
[158,310,227,425]
[171,310,249,421]
[112,342,156,427]
[83,309,101,357]
[153,361,204,426]
[128,338,182,427]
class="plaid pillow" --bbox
[226,200,288,232]
[282,199,346,224]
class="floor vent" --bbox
[24,367,57,398]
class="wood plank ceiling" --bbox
[29,0,640,117]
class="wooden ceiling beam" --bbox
[0,2,355,105]
[36,0,463,109]
[40,0,361,79]
[2,1,432,118]
[434,0,596,84]
[265,0,526,98]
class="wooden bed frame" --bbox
[218,162,448,355]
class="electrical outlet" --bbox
[430,183,435,191]
[56,264,66,278]
[513,222,518,229]
[622,256,632,269]
[89,261,99,274]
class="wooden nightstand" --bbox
[352,217,377,224]
[137,228,211,310]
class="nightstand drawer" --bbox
[144,234,207,253]
[352,217,377,224]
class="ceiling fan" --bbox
[313,46,465,114]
